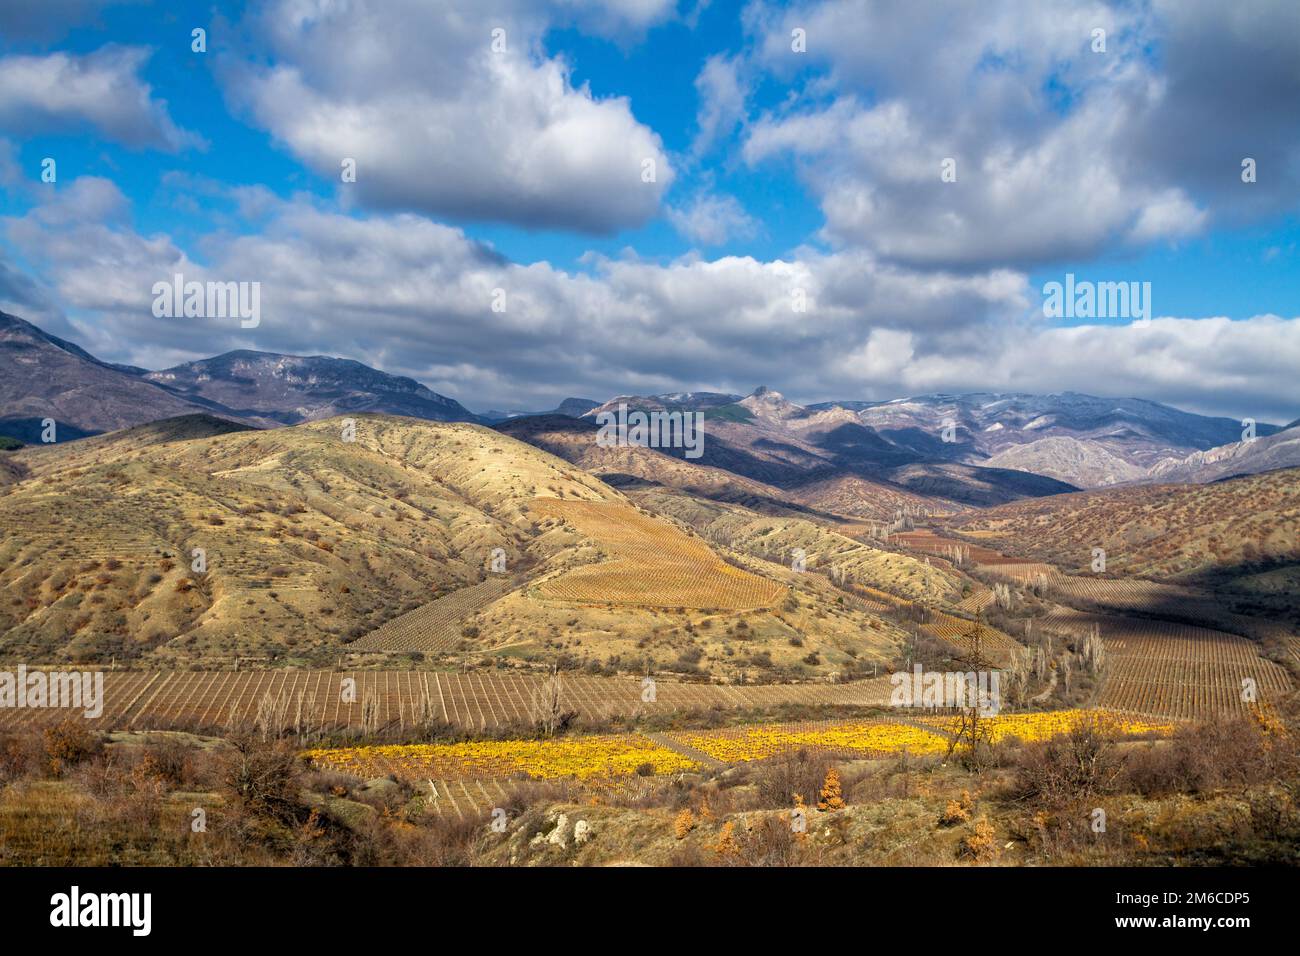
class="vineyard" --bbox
[918,709,1172,742]
[304,734,699,780]
[351,577,517,653]
[918,610,1022,667]
[300,709,1180,814]
[890,529,1056,582]
[667,718,951,762]
[843,582,1020,666]
[0,670,894,733]
[1051,576,1200,607]
[1040,608,1292,719]
[890,530,1004,564]
[530,498,786,610]
[954,586,995,614]
[1050,575,1299,645]
[975,562,1058,583]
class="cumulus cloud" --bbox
[5,176,1296,422]
[0,46,199,151]
[668,192,758,244]
[221,0,674,233]
[738,0,1299,270]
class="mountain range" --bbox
[2,309,1296,493]
[0,311,480,441]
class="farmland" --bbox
[0,669,895,733]
[304,734,699,781]
[297,708,1182,809]
[944,467,1300,589]
[885,526,1296,720]
[530,498,786,610]
[916,609,1023,667]
[351,577,518,653]
[918,709,1173,743]
[667,718,951,762]
[1040,608,1292,719]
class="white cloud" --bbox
[0,47,199,151]
[738,0,1298,270]
[668,192,758,245]
[692,54,747,154]
[222,0,674,233]
[6,176,1296,422]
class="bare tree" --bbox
[530,667,575,737]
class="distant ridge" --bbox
[0,310,480,442]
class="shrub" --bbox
[817,766,846,812]
[221,734,304,825]
[0,730,37,781]
[134,738,193,787]
[939,790,973,826]
[1012,713,1122,808]
[713,820,739,856]
[42,720,103,777]
[959,819,998,862]
[674,808,696,839]
[753,748,833,810]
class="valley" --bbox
[0,312,1296,873]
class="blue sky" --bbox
[0,0,1297,419]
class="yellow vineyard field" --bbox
[304,734,699,781]
[919,709,1173,743]
[670,719,951,762]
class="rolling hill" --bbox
[0,413,911,679]
[945,467,1300,589]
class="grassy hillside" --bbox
[0,414,911,679]
[946,468,1300,588]
[0,414,614,664]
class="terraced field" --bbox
[352,577,517,653]
[531,498,786,610]
[920,609,1022,667]
[0,670,894,733]
[954,586,995,614]
[890,529,1056,582]
[1040,608,1291,719]
[844,583,1021,667]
